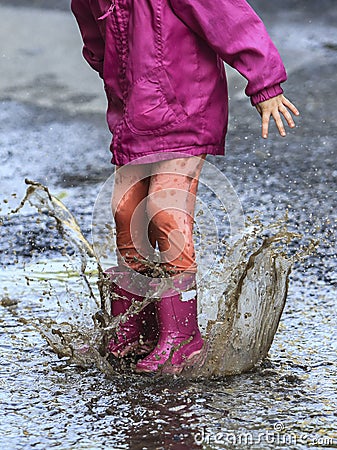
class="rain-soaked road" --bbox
[1,1,336,449]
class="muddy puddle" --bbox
[1,169,336,449]
[1,1,337,448]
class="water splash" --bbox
[12,179,100,304]
[186,219,317,378]
[7,180,317,379]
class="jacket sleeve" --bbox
[71,0,105,78]
[169,0,287,105]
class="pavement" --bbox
[0,4,105,114]
[0,4,336,447]
[1,1,336,115]
[0,1,336,270]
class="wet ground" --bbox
[1,1,336,449]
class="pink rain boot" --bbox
[105,267,158,357]
[135,275,204,374]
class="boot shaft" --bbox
[151,273,200,335]
[105,266,159,356]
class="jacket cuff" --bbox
[250,84,284,106]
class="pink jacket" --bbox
[71,0,287,165]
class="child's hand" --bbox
[255,94,300,139]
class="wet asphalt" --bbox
[0,2,336,449]
[1,0,336,273]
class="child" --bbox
[71,0,299,374]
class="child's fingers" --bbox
[279,105,295,129]
[258,94,299,138]
[272,110,286,137]
[261,111,271,138]
[282,96,300,116]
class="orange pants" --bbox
[112,155,205,275]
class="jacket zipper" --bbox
[98,2,115,20]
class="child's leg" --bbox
[108,163,158,357]
[146,155,205,274]
[112,163,155,272]
[136,155,206,374]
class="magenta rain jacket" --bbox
[71,0,287,165]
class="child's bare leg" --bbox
[112,163,155,272]
[136,155,206,374]
[108,163,159,358]
[146,155,205,274]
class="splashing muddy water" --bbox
[7,179,317,380]
[1,165,336,448]
[1,2,337,447]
